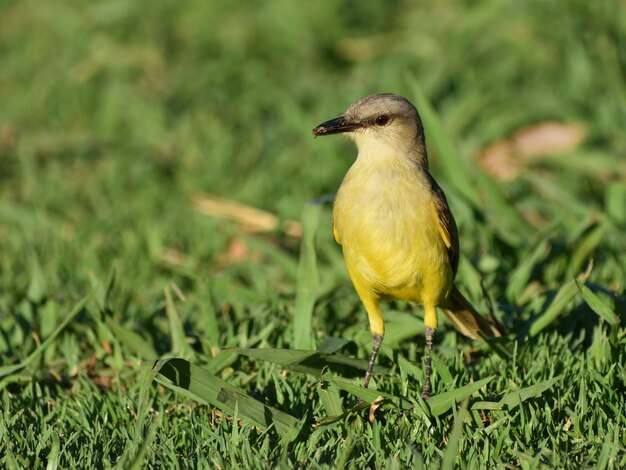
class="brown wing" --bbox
[426,176,503,339]
[428,175,460,277]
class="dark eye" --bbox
[375,115,389,126]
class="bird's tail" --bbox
[440,286,503,340]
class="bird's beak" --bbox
[312,116,361,137]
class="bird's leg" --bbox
[363,334,383,388]
[421,326,434,399]
[355,291,384,389]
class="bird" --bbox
[312,93,501,399]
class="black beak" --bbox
[312,116,361,137]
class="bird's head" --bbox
[312,93,427,164]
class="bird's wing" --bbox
[332,222,341,245]
[428,178,460,277]
[427,176,503,339]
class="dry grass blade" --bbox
[192,193,302,237]
[369,396,385,423]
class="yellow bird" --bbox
[313,93,501,399]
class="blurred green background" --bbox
[1,0,625,467]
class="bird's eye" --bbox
[375,115,389,126]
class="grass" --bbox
[1,0,625,467]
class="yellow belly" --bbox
[333,162,453,307]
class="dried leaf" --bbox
[215,238,261,268]
[91,374,114,390]
[478,140,521,181]
[369,396,385,423]
[514,122,587,159]
[479,122,587,181]
[193,193,302,237]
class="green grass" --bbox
[1,0,626,467]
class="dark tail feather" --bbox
[440,286,503,340]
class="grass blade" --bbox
[27,254,46,303]
[529,275,587,337]
[209,277,269,304]
[45,432,60,470]
[0,291,93,378]
[605,182,626,225]
[315,401,370,427]
[228,348,317,366]
[577,282,620,326]
[427,376,495,416]
[293,202,322,349]
[398,354,424,380]
[164,287,194,357]
[150,358,300,436]
[441,400,469,470]
[567,222,606,276]
[229,347,390,378]
[318,373,344,417]
[430,351,453,388]
[330,377,409,408]
[499,376,561,410]
[329,375,494,418]
[317,337,351,355]
[117,362,162,468]
[105,317,158,359]
[506,238,550,302]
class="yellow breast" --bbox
[333,158,453,305]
